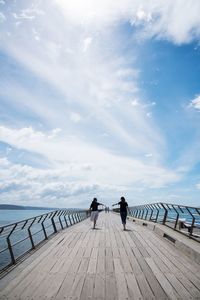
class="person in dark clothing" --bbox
[90,198,104,229]
[112,196,129,230]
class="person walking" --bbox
[90,198,104,229]
[112,196,128,230]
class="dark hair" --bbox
[121,196,125,202]
[93,198,97,202]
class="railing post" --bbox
[160,203,168,225]
[153,204,160,223]
[74,213,78,223]
[149,205,154,221]
[145,206,149,220]
[172,205,179,229]
[28,218,36,249]
[186,207,195,236]
[51,211,58,233]
[68,214,73,226]
[59,211,64,229]
[141,207,145,219]
[41,215,48,240]
[71,213,76,224]
[7,223,17,265]
[64,212,68,227]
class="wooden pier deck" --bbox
[0,212,200,300]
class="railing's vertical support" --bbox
[172,205,179,229]
[80,212,83,220]
[51,211,58,233]
[153,204,160,223]
[186,207,195,236]
[28,218,36,249]
[41,215,48,240]
[7,224,17,264]
[141,207,145,219]
[161,203,168,225]
[149,205,154,221]
[74,213,79,223]
[64,212,68,227]
[145,206,149,220]
[68,214,73,226]
[59,211,64,229]
[71,213,76,224]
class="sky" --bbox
[0,0,200,208]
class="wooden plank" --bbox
[68,247,85,274]
[67,273,86,300]
[93,274,105,300]
[125,247,143,276]
[165,273,193,299]
[96,248,105,274]
[174,272,200,298]
[78,258,90,274]
[55,273,76,300]
[115,272,129,300]
[125,273,143,300]
[137,256,168,299]
[119,247,133,273]
[87,248,98,274]
[40,273,66,300]
[84,246,92,258]
[14,272,47,300]
[105,248,114,274]
[113,258,124,274]
[146,257,179,300]
[80,274,95,300]
[105,274,118,300]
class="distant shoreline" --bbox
[0,204,57,210]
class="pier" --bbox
[0,212,200,299]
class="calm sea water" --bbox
[0,209,63,270]
[0,209,55,226]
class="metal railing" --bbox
[0,209,90,274]
[114,202,200,242]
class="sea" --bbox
[0,209,58,271]
[0,209,54,226]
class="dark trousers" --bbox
[120,211,127,224]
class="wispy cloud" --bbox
[189,95,200,111]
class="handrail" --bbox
[0,209,90,274]
[114,202,200,242]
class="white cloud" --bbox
[196,183,200,190]
[0,11,6,23]
[146,112,152,118]
[55,0,200,44]
[131,99,139,106]
[189,95,200,110]
[0,125,181,189]
[83,37,92,52]
[70,112,81,123]
[145,153,153,158]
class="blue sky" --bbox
[0,0,200,208]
